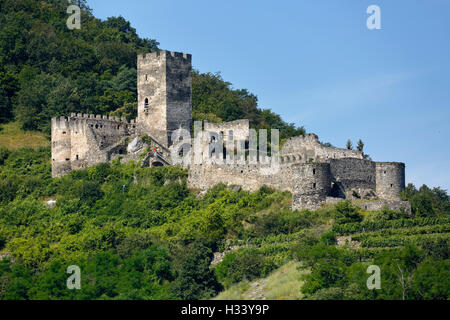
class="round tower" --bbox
[375,162,405,201]
[291,163,331,210]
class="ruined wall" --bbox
[291,163,332,211]
[375,162,405,201]
[51,50,408,213]
[360,199,411,214]
[137,50,192,147]
[187,162,289,192]
[329,158,376,198]
[204,119,250,143]
[51,113,136,177]
[281,134,363,163]
[188,160,332,210]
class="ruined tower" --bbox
[137,50,192,147]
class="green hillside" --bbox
[0,0,448,300]
[0,0,304,141]
[0,122,49,150]
[0,146,448,299]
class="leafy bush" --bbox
[215,249,276,288]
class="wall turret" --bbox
[375,162,405,201]
[51,117,72,177]
[291,163,332,210]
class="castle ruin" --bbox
[51,50,410,212]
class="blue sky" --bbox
[90,0,450,190]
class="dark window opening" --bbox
[390,184,393,187]
[313,168,316,175]
[65,158,70,161]
[145,74,148,81]
[76,155,79,160]
[95,124,98,129]
[62,131,66,134]
[313,183,316,189]
[228,130,233,141]
[384,171,386,174]
[145,98,149,108]
[152,161,164,167]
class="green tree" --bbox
[356,139,364,152]
[171,242,222,299]
[346,139,353,150]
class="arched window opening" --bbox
[144,98,149,108]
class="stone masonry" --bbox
[51,50,410,213]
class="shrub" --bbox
[215,249,276,288]
[332,201,362,224]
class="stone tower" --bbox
[137,50,192,147]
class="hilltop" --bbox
[0,0,448,300]
[0,0,303,142]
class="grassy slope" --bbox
[213,261,308,300]
[0,122,49,150]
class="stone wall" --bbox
[51,114,136,177]
[291,163,332,210]
[51,50,409,213]
[204,119,250,143]
[375,162,405,201]
[281,134,363,163]
[360,199,411,214]
[137,50,192,147]
[330,158,376,198]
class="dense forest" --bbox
[0,0,304,140]
[0,0,448,300]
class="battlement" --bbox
[51,114,136,130]
[138,50,192,64]
[51,50,408,213]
